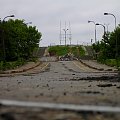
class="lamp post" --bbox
[96,23,106,61]
[88,20,97,43]
[104,13,118,68]
[2,15,15,61]
[104,13,116,29]
[3,15,14,21]
[104,23,109,34]
[63,29,68,46]
[96,23,106,37]
[91,39,93,46]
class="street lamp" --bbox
[104,23,110,33]
[3,15,15,21]
[88,20,97,43]
[104,13,116,29]
[104,13,118,68]
[96,23,106,39]
[2,15,15,61]
[63,29,68,46]
[96,23,106,61]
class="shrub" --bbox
[0,59,26,71]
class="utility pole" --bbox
[69,21,72,45]
[59,21,72,46]
[59,21,62,45]
[63,28,68,46]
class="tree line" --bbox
[92,24,120,66]
[0,19,42,62]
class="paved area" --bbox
[0,58,119,120]
[0,61,119,105]
[40,56,58,62]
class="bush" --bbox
[105,59,117,67]
[0,59,26,71]
[98,59,120,68]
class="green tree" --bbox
[109,25,120,58]
[92,24,120,66]
[0,19,42,61]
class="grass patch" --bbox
[105,59,120,67]
[48,46,69,56]
[48,45,85,57]
[0,59,26,71]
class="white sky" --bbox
[0,0,120,46]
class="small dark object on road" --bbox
[88,85,91,87]
[116,86,120,89]
[18,82,21,84]
[63,92,67,96]
[36,85,39,87]
[59,54,73,61]
[97,84,113,87]
[40,93,44,96]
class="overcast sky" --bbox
[0,0,120,46]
